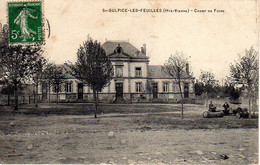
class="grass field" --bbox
[0,103,258,164]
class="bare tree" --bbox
[66,38,113,118]
[163,51,190,119]
[0,24,43,111]
[230,46,259,118]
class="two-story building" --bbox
[39,40,195,103]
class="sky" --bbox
[0,0,259,82]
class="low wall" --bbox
[28,92,196,103]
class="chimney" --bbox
[141,44,146,55]
[186,63,189,75]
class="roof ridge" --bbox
[105,40,129,43]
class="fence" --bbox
[0,94,39,106]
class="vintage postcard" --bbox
[0,0,258,164]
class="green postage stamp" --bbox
[8,1,43,44]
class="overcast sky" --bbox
[0,0,258,82]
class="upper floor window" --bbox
[135,67,142,77]
[136,82,142,93]
[115,66,123,77]
[65,82,72,93]
[163,83,169,92]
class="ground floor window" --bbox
[163,82,169,92]
[136,82,142,92]
[65,82,72,93]
[173,84,179,92]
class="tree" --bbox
[31,56,48,107]
[43,63,55,105]
[198,70,218,105]
[230,46,259,118]
[163,51,190,119]
[0,80,15,106]
[0,24,43,110]
[66,38,113,118]
[194,82,204,96]
[199,70,217,87]
[224,84,241,101]
[50,65,66,104]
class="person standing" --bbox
[223,102,230,115]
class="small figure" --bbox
[209,101,216,112]
[223,102,230,115]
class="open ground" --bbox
[0,103,258,164]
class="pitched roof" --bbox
[148,65,192,79]
[102,41,148,59]
[148,65,172,79]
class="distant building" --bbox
[39,40,195,103]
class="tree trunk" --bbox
[93,89,98,118]
[48,82,51,105]
[35,81,38,107]
[248,88,252,119]
[56,91,59,104]
[178,80,184,119]
[205,91,208,107]
[7,95,10,106]
[33,91,35,103]
[14,81,18,111]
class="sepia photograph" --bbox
[0,0,259,164]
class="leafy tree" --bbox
[163,51,190,119]
[0,80,14,106]
[199,70,217,86]
[194,82,204,96]
[31,56,48,107]
[43,63,55,105]
[198,70,219,105]
[0,24,43,110]
[224,84,241,100]
[66,38,113,118]
[50,65,66,104]
[230,46,259,118]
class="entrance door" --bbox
[78,83,83,99]
[115,83,123,98]
[152,83,158,99]
[184,83,189,98]
[42,83,48,100]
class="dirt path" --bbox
[0,104,258,164]
[0,128,257,164]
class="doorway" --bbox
[184,83,189,98]
[78,83,83,99]
[42,83,48,100]
[152,83,158,99]
[115,83,123,98]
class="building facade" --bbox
[39,41,195,103]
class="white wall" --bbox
[130,62,148,77]
[130,79,147,93]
